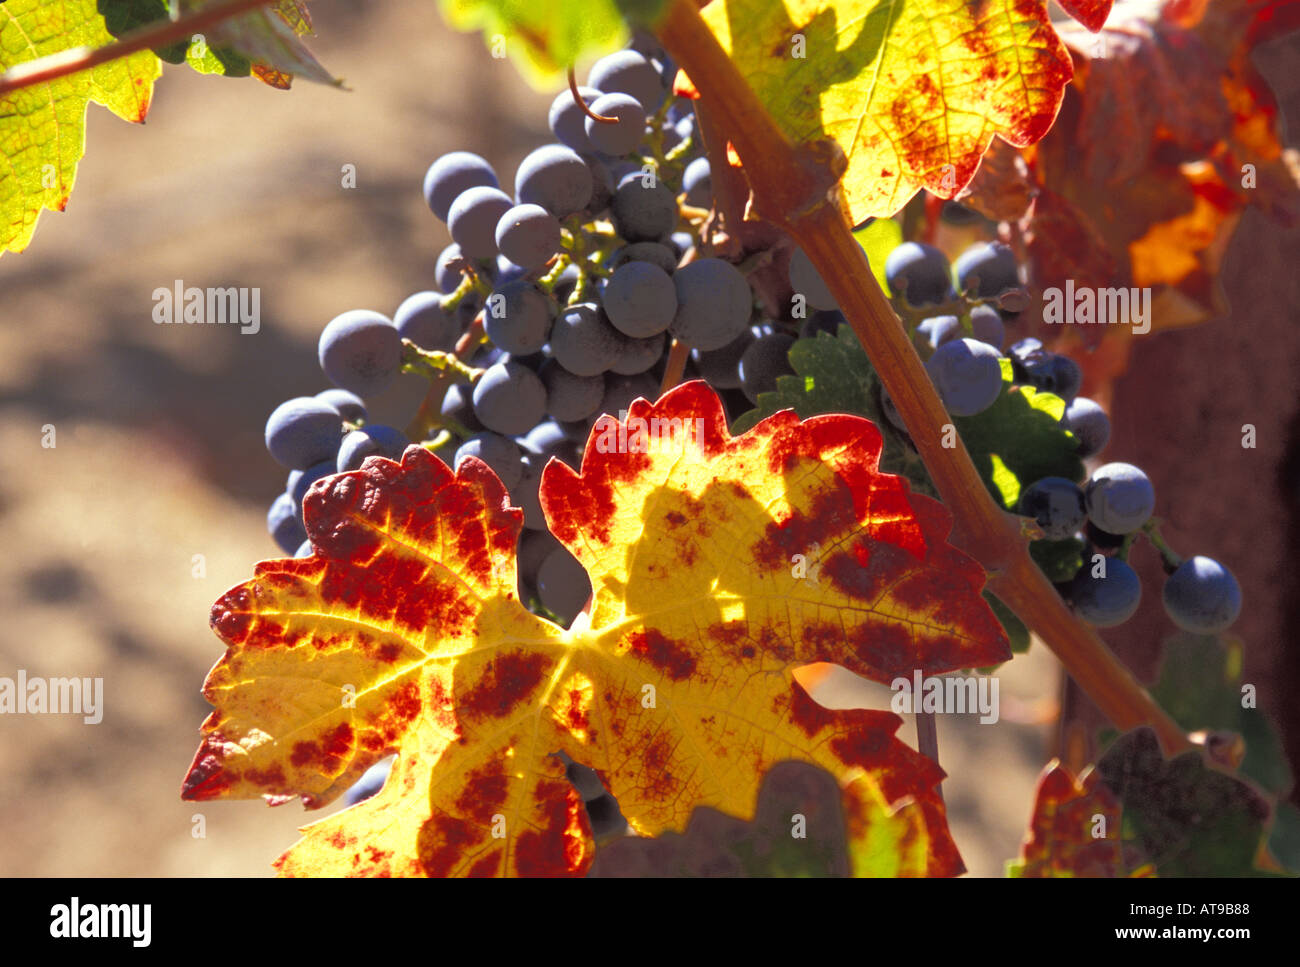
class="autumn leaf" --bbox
[695,0,1111,223]
[959,0,1300,385]
[1009,760,1153,877]
[183,381,1010,876]
[0,0,160,255]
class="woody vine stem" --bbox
[653,0,1191,756]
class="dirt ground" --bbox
[0,2,1284,878]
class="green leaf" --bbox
[99,1,337,85]
[1151,633,1294,799]
[438,0,670,89]
[1,0,161,256]
[983,591,1029,655]
[1097,727,1272,877]
[1028,537,1085,584]
[953,383,1084,510]
[852,217,903,295]
[729,326,934,498]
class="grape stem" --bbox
[655,0,1191,755]
[567,67,618,123]
[1141,519,1184,574]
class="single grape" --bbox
[608,241,678,275]
[472,360,547,436]
[1162,556,1242,634]
[423,151,498,222]
[343,758,393,806]
[454,432,523,489]
[609,332,666,376]
[548,85,601,153]
[1018,477,1087,540]
[553,262,581,304]
[1062,397,1111,458]
[265,397,342,470]
[885,242,952,307]
[550,303,625,377]
[537,545,593,625]
[494,254,527,289]
[435,242,492,296]
[1085,519,1126,553]
[691,327,755,390]
[603,261,677,338]
[394,291,458,351]
[540,359,605,422]
[587,49,665,114]
[787,247,838,311]
[314,388,366,424]
[510,455,547,531]
[610,177,677,242]
[318,309,402,400]
[800,310,845,340]
[495,203,562,271]
[520,420,581,468]
[336,424,409,473]
[924,337,1004,417]
[268,492,307,554]
[599,372,661,421]
[581,153,615,216]
[483,281,554,356]
[968,304,1005,350]
[954,241,1021,298]
[916,314,960,350]
[447,186,514,259]
[1085,462,1155,534]
[440,381,483,434]
[514,145,594,218]
[682,157,712,208]
[291,459,337,529]
[585,93,647,157]
[669,257,752,351]
[518,528,563,592]
[1070,558,1142,627]
[739,332,796,404]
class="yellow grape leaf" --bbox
[0,0,161,255]
[697,0,1108,221]
[183,382,1010,876]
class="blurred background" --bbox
[0,1,1294,876]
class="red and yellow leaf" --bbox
[695,0,1111,222]
[958,0,1300,388]
[1011,760,1153,877]
[184,382,1010,876]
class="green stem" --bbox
[400,340,481,383]
[1142,520,1184,574]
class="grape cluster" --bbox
[258,36,782,628]
[873,235,1241,636]
[1018,461,1241,632]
